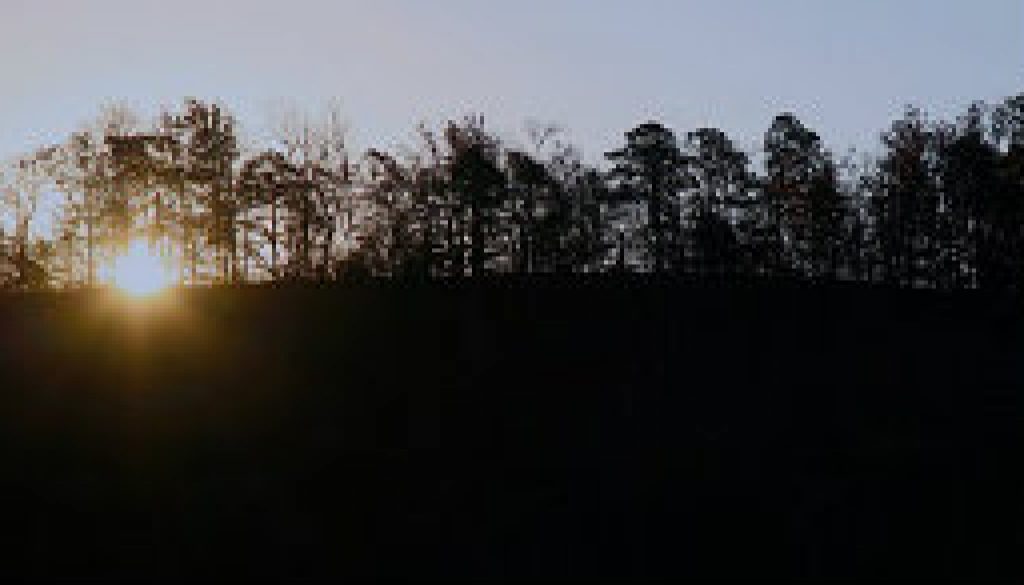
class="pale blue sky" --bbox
[0,0,1020,163]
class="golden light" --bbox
[111,240,175,298]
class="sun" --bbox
[111,240,174,297]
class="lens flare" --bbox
[111,240,174,297]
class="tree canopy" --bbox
[2,94,1024,290]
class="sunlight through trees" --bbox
[0,94,1022,290]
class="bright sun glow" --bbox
[111,240,175,297]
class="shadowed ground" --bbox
[0,280,1021,579]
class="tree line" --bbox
[1,93,1022,290]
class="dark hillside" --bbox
[0,282,1022,579]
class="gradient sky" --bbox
[1,0,1020,164]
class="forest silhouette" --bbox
[1,93,1022,290]
[2,94,1024,580]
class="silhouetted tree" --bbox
[179,99,240,283]
[506,149,551,274]
[606,122,687,274]
[763,113,829,279]
[990,94,1024,288]
[683,128,750,279]
[444,116,506,278]
[875,107,943,287]
[807,154,846,281]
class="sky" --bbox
[0,0,1020,164]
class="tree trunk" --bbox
[271,194,278,281]
[86,185,95,287]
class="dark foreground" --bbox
[0,280,1022,579]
